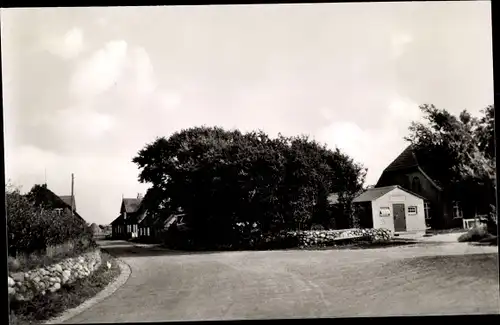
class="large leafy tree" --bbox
[405,104,495,217]
[475,105,495,161]
[133,126,366,247]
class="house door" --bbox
[392,204,406,232]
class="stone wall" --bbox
[8,250,102,302]
[288,228,393,247]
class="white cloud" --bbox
[159,93,182,109]
[53,108,116,138]
[69,41,181,114]
[390,32,413,58]
[387,96,422,131]
[70,40,128,100]
[319,107,335,121]
[45,27,85,60]
[316,96,422,185]
[130,47,157,95]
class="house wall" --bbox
[371,187,426,233]
[404,170,454,228]
[112,223,126,239]
[378,169,453,229]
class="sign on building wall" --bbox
[390,195,405,202]
[379,207,391,217]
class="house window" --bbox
[379,207,391,217]
[124,212,127,220]
[54,208,63,216]
[411,177,422,193]
[424,202,431,220]
[452,201,463,219]
[408,206,417,215]
[147,227,150,236]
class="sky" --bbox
[1,2,493,224]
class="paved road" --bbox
[65,240,499,323]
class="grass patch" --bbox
[477,235,498,246]
[8,244,98,273]
[9,251,121,325]
[457,225,494,243]
[425,228,467,235]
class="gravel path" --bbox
[64,240,499,323]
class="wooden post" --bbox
[71,173,75,217]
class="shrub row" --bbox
[6,186,95,259]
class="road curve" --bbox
[64,240,499,323]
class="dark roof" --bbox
[137,211,147,224]
[384,145,419,172]
[123,198,142,213]
[378,145,443,191]
[110,214,122,225]
[353,185,426,203]
[59,195,76,211]
[28,185,86,222]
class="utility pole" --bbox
[71,173,75,217]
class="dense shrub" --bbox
[486,205,498,236]
[457,224,493,243]
[6,185,95,258]
[255,231,301,250]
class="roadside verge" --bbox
[43,254,131,324]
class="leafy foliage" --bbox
[6,184,94,257]
[405,104,496,217]
[457,224,493,243]
[133,126,366,248]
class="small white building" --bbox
[352,185,427,234]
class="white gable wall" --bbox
[370,187,426,233]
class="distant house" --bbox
[352,185,427,234]
[110,194,146,239]
[27,184,86,223]
[375,145,461,229]
[138,212,183,243]
[111,214,125,239]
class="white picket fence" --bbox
[462,216,488,229]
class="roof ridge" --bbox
[369,185,397,190]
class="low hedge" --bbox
[6,185,95,259]
[458,224,495,243]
